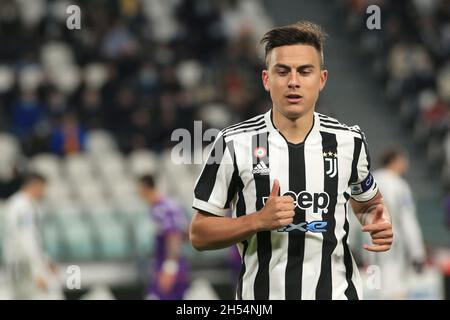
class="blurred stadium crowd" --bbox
[0,0,273,298]
[0,0,272,158]
[342,0,450,188]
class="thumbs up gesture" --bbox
[361,204,393,252]
[255,179,296,231]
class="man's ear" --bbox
[262,69,270,92]
[319,69,328,92]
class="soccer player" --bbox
[190,21,393,300]
[2,173,63,299]
[138,174,189,300]
[369,147,426,299]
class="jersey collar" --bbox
[264,108,320,146]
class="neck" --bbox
[386,165,401,176]
[148,192,162,204]
[272,107,314,144]
[22,189,36,201]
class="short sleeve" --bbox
[193,132,237,216]
[350,131,379,202]
[161,206,188,235]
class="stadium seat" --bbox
[45,180,74,206]
[95,217,130,260]
[48,204,96,260]
[41,222,63,261]
[86,130,118,156]
[94,152,127,179]
[29,153,62,182]
[0,133,20,160]
[52,206,85,227]
[75,180,108,207]
[83,63,108,89]
[132,210,156,257]
[63,220,96,260]
[65,153,95,182]
[107,177,138,204]
[0,65,14,93]
[128,150,159,177]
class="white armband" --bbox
[162,260,179,275]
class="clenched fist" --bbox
[255,179,295,231]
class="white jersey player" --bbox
[2,173,63,299]
[370,148,426,299]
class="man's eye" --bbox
[301,71,312,76]
[278,71,288,76]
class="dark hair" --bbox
[380,147,407,167]
[139,174,156,189]
[22,172,47,186]
[260,21,327,68]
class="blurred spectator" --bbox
[342,0,450,188]
[10,90,45,140]
[0,0,273,157]
[49,113,87,156]
[78,89,105,130]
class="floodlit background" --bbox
[0,0,449,299]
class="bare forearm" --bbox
[165,233,182,261]
[190,211,259,251]
[351,191,391,226]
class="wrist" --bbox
[246,210,263,233]
[161,259,179,275]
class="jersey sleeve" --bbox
[350,131,379,202]
[193,132,237,217]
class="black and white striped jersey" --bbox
[193,109,379,300]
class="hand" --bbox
[361,204,393,252]
[157,271,176,293]
[255,179,295,231]
[35,275,49,292]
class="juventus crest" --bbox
[323,151,338,178]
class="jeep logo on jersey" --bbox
[263,191,330,214]
[277,221,328,233]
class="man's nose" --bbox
[288,72,300,89]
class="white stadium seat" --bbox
[86,130,117,155]
[0,133,20,159]
[65,153,96,182]
[29,153,62,181]
[128,149,160,177]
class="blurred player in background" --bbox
[371,147,427,299]
[138,174,190,300]
[2,173,63,299]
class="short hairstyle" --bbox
[138,174,156,189]
[380,147,407,167]
[22,172,47,186]
[260,21,327,68]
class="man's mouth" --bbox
[285,93,303,103]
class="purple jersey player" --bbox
[138,174,189,300]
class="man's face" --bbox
[138,183,149,201]
[32,181,47,200]
[397,154,409,176]
[262,44,328,119]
